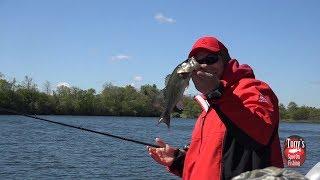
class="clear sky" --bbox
[1,0,319,107]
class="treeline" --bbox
[279,102,320,122]
[0,73,319,122]
[0,74,201,118]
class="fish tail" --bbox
[158,112,171,128]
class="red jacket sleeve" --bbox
[218,78,279,146]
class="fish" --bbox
[158,57,200,128]
[288,148,301,154]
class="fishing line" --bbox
[0,107,160,148]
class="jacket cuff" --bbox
[167,149,186,177]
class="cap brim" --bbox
[188,47,220,58]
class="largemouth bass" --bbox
[158,57,200,128]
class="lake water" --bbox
[0,115,319,179]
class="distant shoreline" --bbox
[1,74,319,122]
[1,114,319,123]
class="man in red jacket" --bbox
[148,36,283,180]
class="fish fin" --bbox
[165,74,171,87]
[181,58,189,64]
[158,112,170,128]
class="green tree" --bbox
[181,96,201,118]
[0,78,16,110]
[291,106,310,120]
[43,81,52,95]
[120,85,151,116]
[287,101,298,119]
[309,108,320,121]
[14,76,41,113]
[100,83,125,115]
[140,84,162,116]
[279,103,289,120]
[54,85,75,114]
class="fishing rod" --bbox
[0,107,160,148]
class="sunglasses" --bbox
[196,54,220,65]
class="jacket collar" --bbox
[220,59,255,88]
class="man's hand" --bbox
[192,64,220,94]
[147,138,176,167]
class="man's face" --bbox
[194,50,225,79]
[191,49,225,94]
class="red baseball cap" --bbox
[188,36,228,58]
